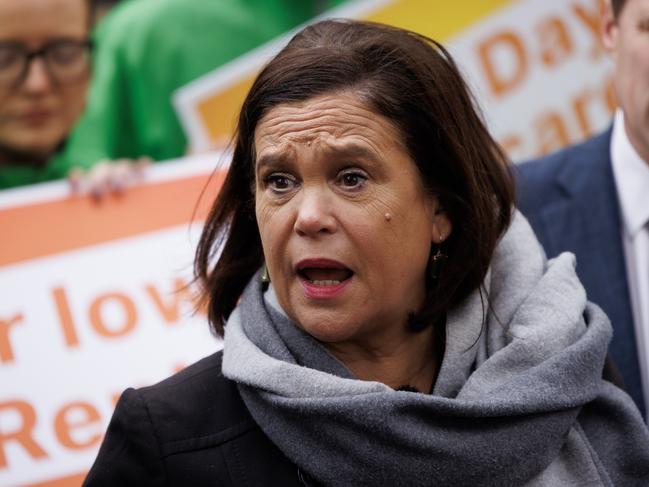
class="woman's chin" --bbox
[291,311,362,345]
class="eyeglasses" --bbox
[0,39,93,88]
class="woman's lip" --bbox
[298,274,353,300]
[295,258,354,299]
[295,258,349,271]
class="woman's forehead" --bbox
[253,92,405,163]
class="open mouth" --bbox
[298,268,354,286]
[296,260,354,287]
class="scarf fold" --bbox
[222,211,644,486]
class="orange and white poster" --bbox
[0,154,226,486]
[174,0,613,162]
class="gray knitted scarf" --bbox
[223,212,649,486]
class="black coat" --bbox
[83,351,303,486]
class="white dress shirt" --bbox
[611,109,649,418]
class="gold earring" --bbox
[261,264,270,284]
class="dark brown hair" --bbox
[195,19,514,335]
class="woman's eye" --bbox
[265,173,296,193]
[338,171,367,189]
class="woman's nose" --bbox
[293,188,337,237]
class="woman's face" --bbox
[254,92,451,349]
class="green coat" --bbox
[59,0,346,169]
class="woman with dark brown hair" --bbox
[85,20,649,486]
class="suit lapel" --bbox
[544,130,624,291]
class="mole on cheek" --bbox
[384,213,392,222]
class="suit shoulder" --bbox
[517,132,608,179]
[515,131,611,209]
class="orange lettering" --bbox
[54,402,102,450]
[498,134,523,158]
[52,287,79,348]
[110,392,121,407]
[573,1,604,59]
[0,400,47,468]
[89,293,137,338]
[572,88,599,137]
[537,17,573,67]
[0,313,23,364]
[145,278,195,324]
[478,31,528,97]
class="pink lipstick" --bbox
[295,258,354,299]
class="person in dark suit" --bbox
[85,19,649,486]
[517,0,649,417]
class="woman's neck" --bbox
[325,325,443,393]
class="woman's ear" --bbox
[431,203,452,243]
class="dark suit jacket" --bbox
[516,128,645,416]
[83,351,302,486]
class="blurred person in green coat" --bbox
[58,0,348,174]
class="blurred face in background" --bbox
[604,0,649,164]
[0,0,90,164]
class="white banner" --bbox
[0,154,225,487]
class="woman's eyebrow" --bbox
[256,143,380,169]
[322,143,381,163]
[256,151,293,171]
